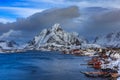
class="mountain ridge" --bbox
[26,23,86,50]
[94,31,120,48]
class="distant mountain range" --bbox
[94,31,120,48]
[0,23,119,53]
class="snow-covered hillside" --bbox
[0,40,19,50]
[26,23,86,50]
[94,32,120,48]
[81,43,101,49]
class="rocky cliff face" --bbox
[26,24,86,50]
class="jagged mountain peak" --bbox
[27,23,86,50]
[51,23,62,31]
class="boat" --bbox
[88,57,99,65]
[93,61,102,69]
[80,71,111,78]
[80,69,120,78]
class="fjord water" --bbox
[0,51,106,80]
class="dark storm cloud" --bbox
[0,6,80,40]
[93,9,120,25]
[89,9,120,31]
[81,8,120,41]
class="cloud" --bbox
[0,18,15,23]
[90,9,120,30]
[28,0,120,9]
[66,0,120,8]
[38,0,120,9]
[1,0,120,23]
[1,0,120,42]
[0,5,119,42]
[80,8,120,40]
[93,9,120,24]
[0,6,44,18]
[0,29,22,41]
[0,6,80,41]
[28,0,65,4]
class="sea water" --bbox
[0,51,108,80]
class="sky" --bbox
[1,0,120,23]
[0,0,120,43]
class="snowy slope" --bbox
[94,32,120,48]
[0,40,19,50]
[81,43,101,49]
[27,23,86,50]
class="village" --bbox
[62,47,120,80]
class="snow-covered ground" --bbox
[0,40,18,50]
[0,40,27,53]
[100,52,120,80]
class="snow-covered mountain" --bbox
[26,23,86,50]
[0,40,19,50]
[94,31,120,48]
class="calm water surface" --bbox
[0,51,108,80]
